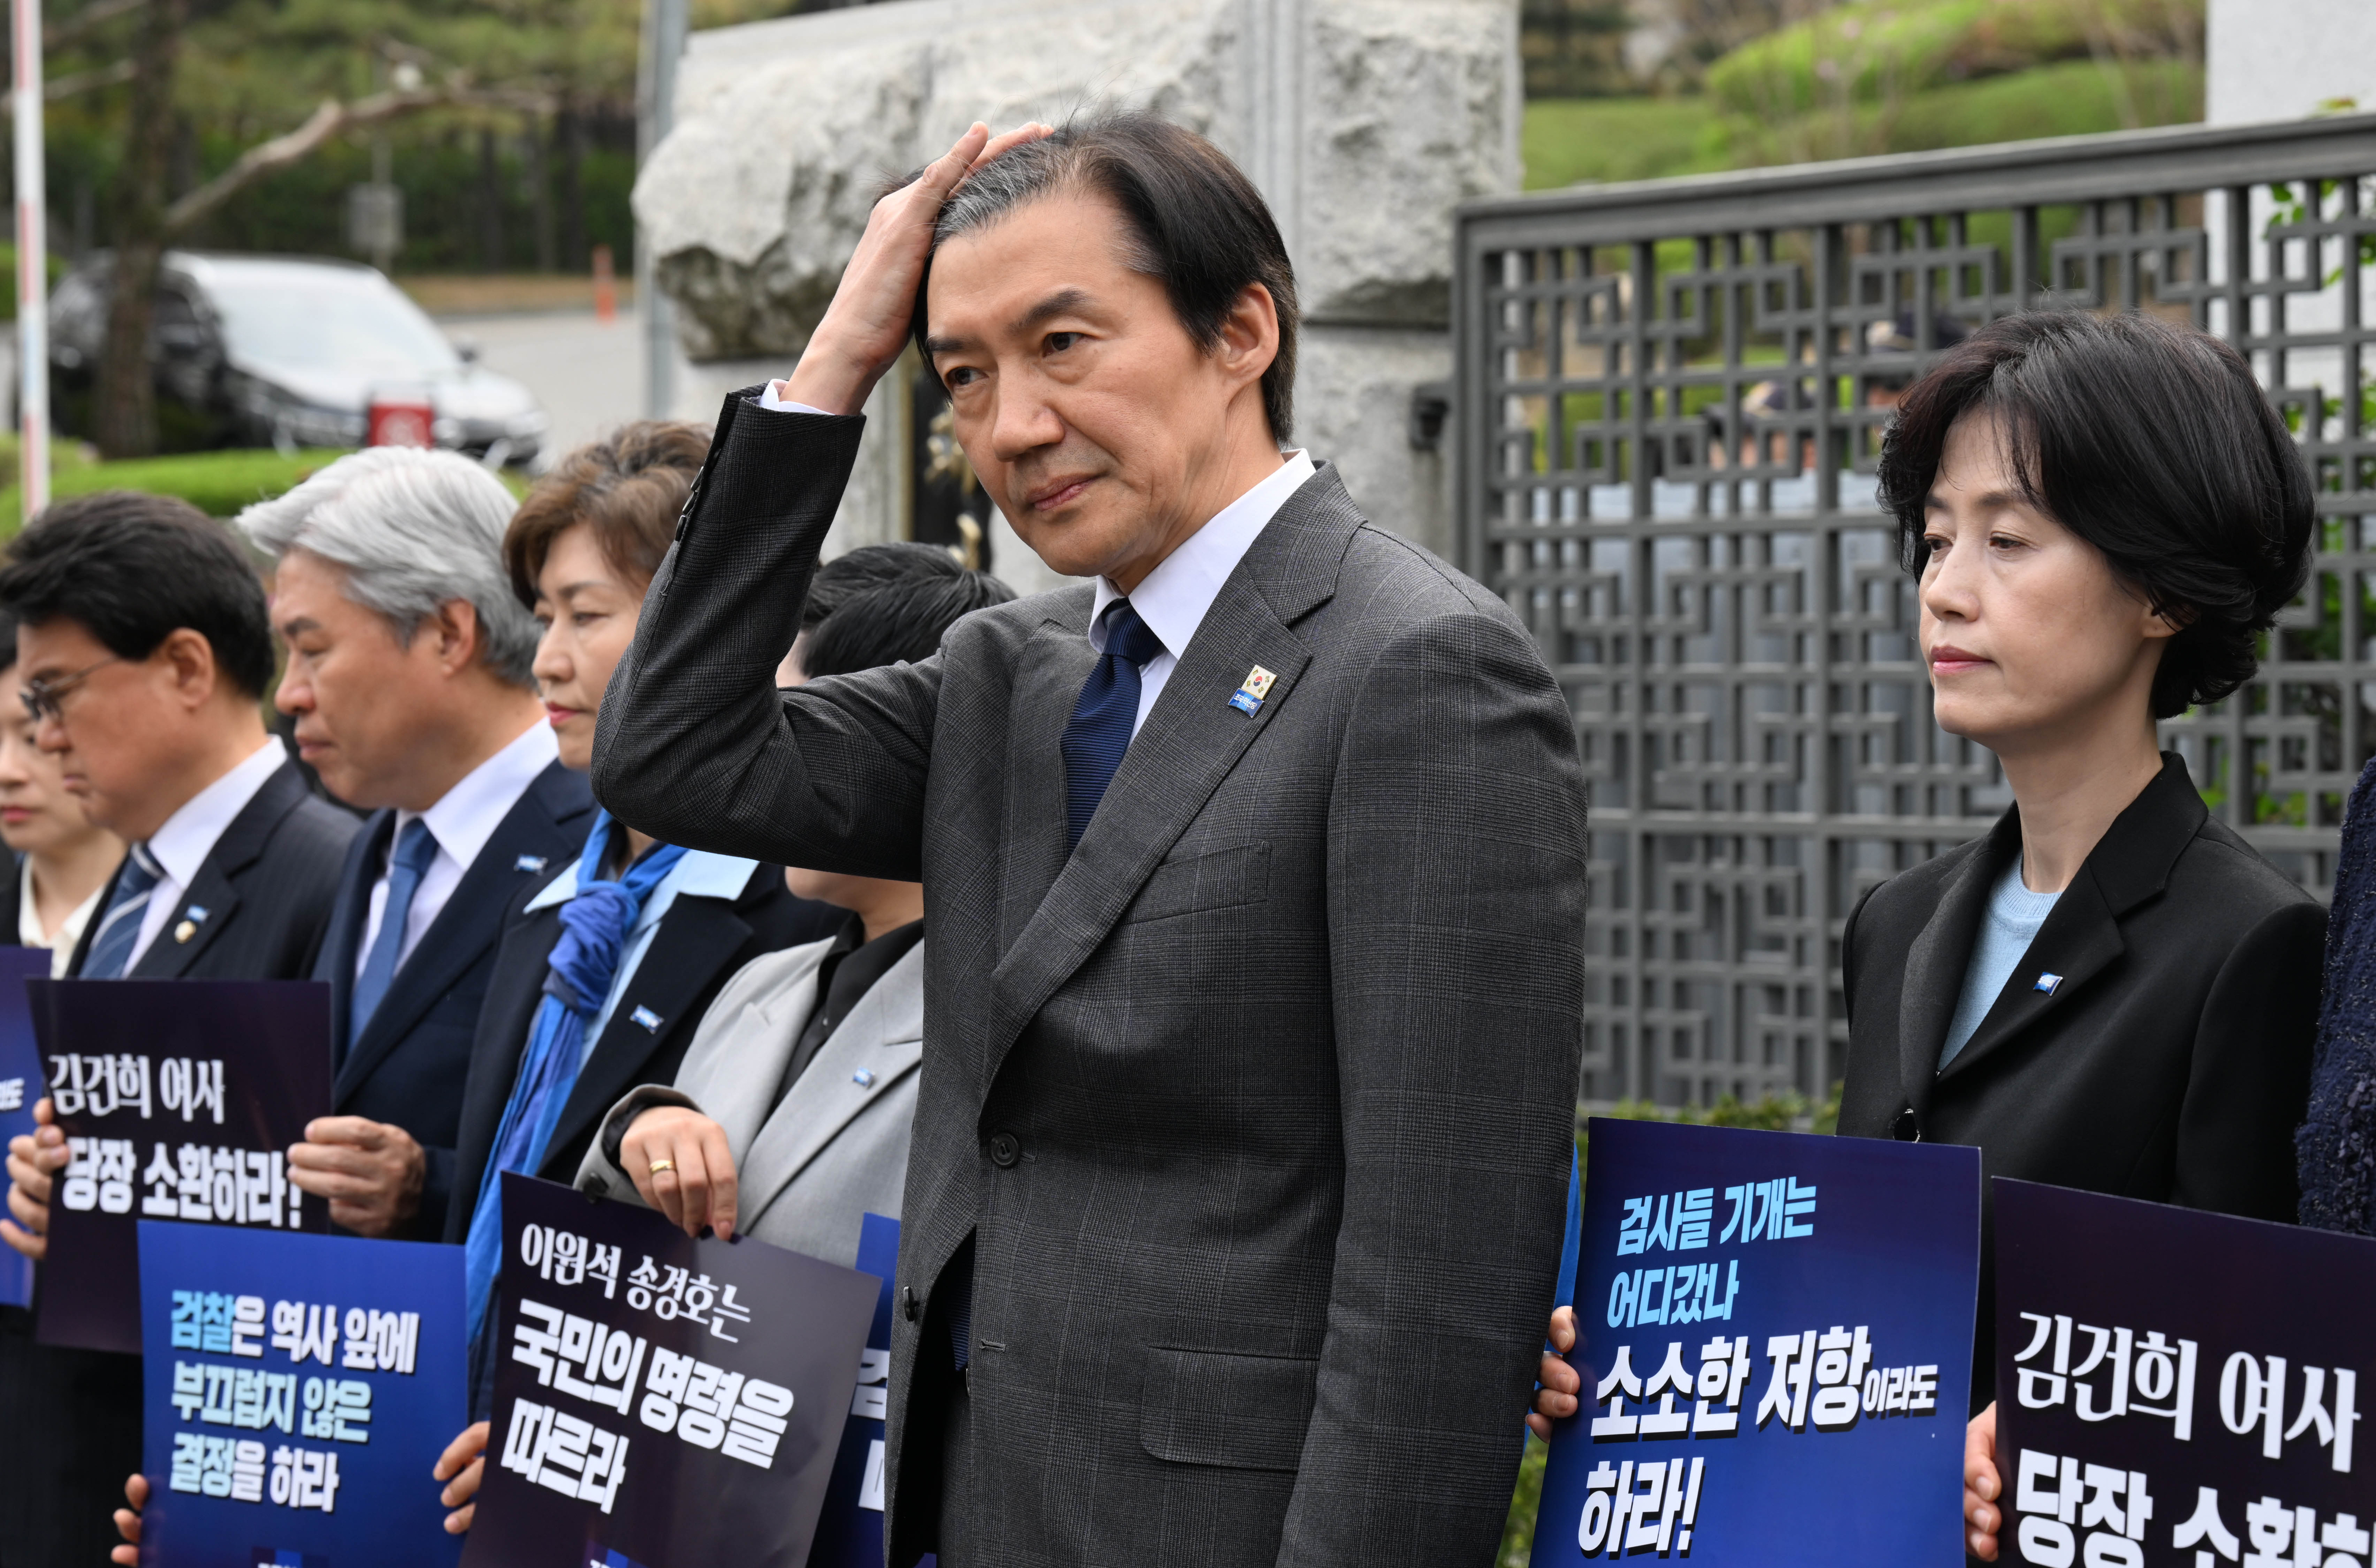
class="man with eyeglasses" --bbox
[0,489,359,1568]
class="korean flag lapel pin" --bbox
[1228,665,1277,717]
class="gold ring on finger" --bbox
[648,1159,675,1175]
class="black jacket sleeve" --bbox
[591,392,940,878]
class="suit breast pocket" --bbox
[1125,844,1271,925]
[1139,1345,1317,1472]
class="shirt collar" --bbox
[144,738,286,892]
[523,846,756,921]
[400,720,559,874]
[1090,449,1316,657]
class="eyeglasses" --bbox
[20,656,125,725]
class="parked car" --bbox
[49,251,549,465]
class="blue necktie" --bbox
[463,813,686,1351]
[80,843,164,980]
[1060,600,1166,850]
[350,818,438,1046]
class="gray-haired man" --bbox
[235,447,596,1243]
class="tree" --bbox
[21,0,642,457]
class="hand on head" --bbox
[781,121,1053,416]
[287,1115,426,1237]
[2,1095,64,1262]
[1527,1304,1581,1441]
[620,1106,741,1240]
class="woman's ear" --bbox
[2143,597,2194,643]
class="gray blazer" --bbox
[593,393,1589,1568]
[574,934,924,1269]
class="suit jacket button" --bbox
[1891,1108,1919,1142]
[988,1131,1020,1168]
[902,1285,918,1323]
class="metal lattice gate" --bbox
[1453,115,2376,1109]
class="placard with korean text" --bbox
[462,1174,877,1568]
[34,979,332,1353]
[1533,1117,1981,1567]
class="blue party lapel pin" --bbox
[1228,665,1277,716]
[2034,972,2063,995]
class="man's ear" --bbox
[428,599,485,676]
[1214,282,1279,390]
[158,628,220,710]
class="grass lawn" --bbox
[1523,96,1726,189]
[0,444,531,531]
[1524,59,2200,192]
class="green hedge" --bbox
[0,444,531,532]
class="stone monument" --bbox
[635,0,1520,594]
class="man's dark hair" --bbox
[918,110,1301,441]
[804,542,974,633]
[0,490,276,698]
[801,562,1016,679]
[1878,310,2314,719]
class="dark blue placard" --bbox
[462,1174,879,1568]
[1531,1118,1980,1567]
[0,946,51,1308]
[33,979,334,1353]
[1994,1179,2376,1568]
[137,1218,465,1568]
[807,1212,896,1568]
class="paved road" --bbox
[437,308,677,468]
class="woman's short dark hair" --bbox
[919,110,1301,441]
[1878,310,2314,719]
[504,421,711,608]
[0,490,274,698]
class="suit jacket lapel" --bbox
[319,812,391,1058]
[974,467,1358,1099]
[541,889,756,1169]
[335,766,581,1104]
[132,761,311,980]
[996,614,1096,956]
[1895,817,2014,1118]
[1936,754,2203,1084]
[742,943,926,1232]
[1938,871,2125,1082]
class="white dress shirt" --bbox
[18,867,105,979]
[756,384,1319,734]
[1088,449,1316,736]
[355,720,560,979]
[127,737,288,971]
[521,849,760,1064]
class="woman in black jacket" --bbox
[1830,311,2323,1561]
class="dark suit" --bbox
[446,859,841,1244]
[1838,753,2326,1409]
[315,758,594,1240]
[60,759,358,982]
[1,756,358,1568]
[592,395,1590,1568]
[2299,753,2376,1234]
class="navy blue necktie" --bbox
[350,818,438,1045]
[1061,600,1166,850]
[81,843,164,980]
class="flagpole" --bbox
[12,0,46,523]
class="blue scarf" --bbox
[463,811,688,1346]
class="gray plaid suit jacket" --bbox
[593,391,1589,1568]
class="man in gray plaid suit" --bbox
[593,112,1588,1568]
